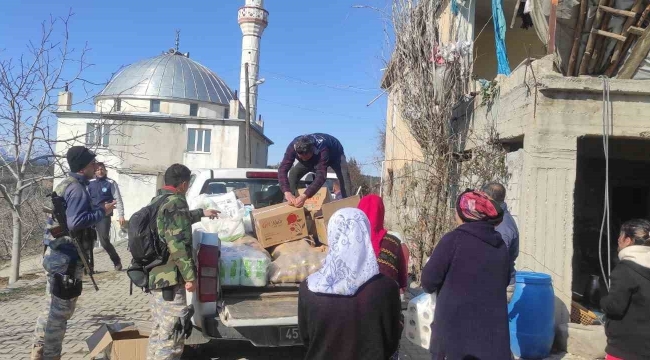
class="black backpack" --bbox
[126,194,171,292]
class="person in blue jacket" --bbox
[88,162,124,271]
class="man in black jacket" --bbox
[600,219,650,360]
[278,133,352,208]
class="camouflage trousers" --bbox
[147,285,190,360]
[31,248,84,360]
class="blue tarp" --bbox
[492,0,511,75]
[451,0,459,15]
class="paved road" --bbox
[0,241,582,360]
[0,241,431,359]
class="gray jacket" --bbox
[496,202,519,285]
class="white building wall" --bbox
[114,172,162,219]
[96,98,228,119]
[184,124,242,169]
[53,116,94,188]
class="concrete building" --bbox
[53,1,272,219]
[382,0,650,331]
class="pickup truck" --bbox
[184,168,339,347]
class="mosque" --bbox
[53,0,270,218]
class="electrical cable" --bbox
[598,76,612,290]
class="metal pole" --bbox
[244,63,251,167]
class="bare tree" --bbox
[354,1,511,279]
[0,12,97,283]
[0,12,158,284]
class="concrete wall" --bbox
[462,55,650,324]
[473,25,546,81]
[384,94,424,172]
[505,149,524,226]
[184,123,241,169]
[114,172,162,219]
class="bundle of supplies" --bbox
[268,239,327,284]
[405,292,436,349]
[219,240,271,287]
[199,192,247,243]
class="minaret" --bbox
[238,0,268,126]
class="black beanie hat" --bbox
[67,146,96,173]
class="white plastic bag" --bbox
[205,192,241,219]
[220,243,242,286]
[405,292,436,350]
[201,216,245,243]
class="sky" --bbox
[0,0,393,175]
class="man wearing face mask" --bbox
[278,133,351,208]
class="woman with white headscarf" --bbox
[298,208,402,360]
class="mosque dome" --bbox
[96,50,236,106]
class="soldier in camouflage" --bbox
[147,164,218,360]
[31,146,116,360]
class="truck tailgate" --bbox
[219,291,298,327]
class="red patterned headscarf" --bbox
[456,189,504,225]
[358,194,388,257]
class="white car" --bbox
[185,168,338,347]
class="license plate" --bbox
[278,326,301,346]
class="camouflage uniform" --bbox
[31,176,97,360]
[31,248,84,360]
[147,190,203,360]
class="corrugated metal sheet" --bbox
[97,51,236,105]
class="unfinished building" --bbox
[382,0,650,330]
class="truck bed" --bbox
[219,287,299,327]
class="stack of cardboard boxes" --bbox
[251,187,360,248]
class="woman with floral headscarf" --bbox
[421,189,510,360]
[298,208,401,360]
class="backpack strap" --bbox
[54,176,78,197]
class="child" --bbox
[600,219,650,360]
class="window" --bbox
[189,103,198,117]
[187,129,211,153]
[115,99,121,112]
[150,99,160,112]
[86,123,110,147]
[224,106,230,119]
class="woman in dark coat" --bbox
[298,208,401,360]
[600,219,650,360]
[421,189,511,360]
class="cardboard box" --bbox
[298,187,331,215]
[234,188,251,205]
[315,217,328,245]
[87,322,150,360]
[252,204,308,248]
[321,195,361,224]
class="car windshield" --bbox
[200,177,334,208]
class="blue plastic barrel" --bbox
[508,272,555,359]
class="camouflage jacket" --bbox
[148,189,204,290]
